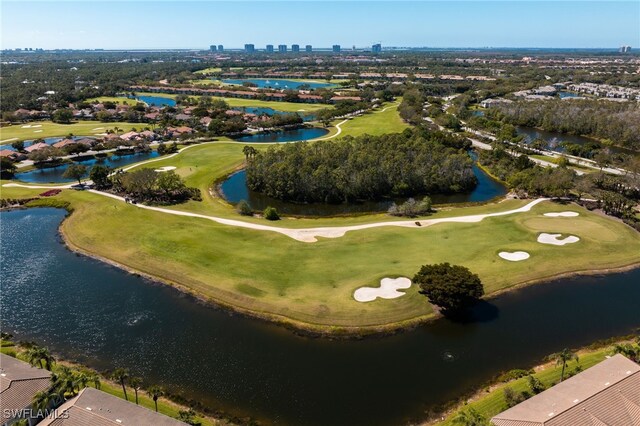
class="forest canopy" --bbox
[245,131,477,204]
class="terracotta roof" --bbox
[0,354,52,422]
[52,139,76,148]
[38,387,186,426]
[492,355,640,426]
[24,142,50,153]
[0,149,18,158]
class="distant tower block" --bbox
[291,44,300,53]
[217,45,224,52]
[244,44,255,53]
[278,44,287,53]
[305,45,312,52]
[209,45,217,52]
[332,44,341,53]
[266,44,274,53]
[372,43,382,53]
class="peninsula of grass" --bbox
[0,121,142,143]
[334,102,409,137]
[3,142,640,334]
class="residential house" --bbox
[24,143,50,153]
[0,353,52,425]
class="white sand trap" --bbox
[544,212,579,217]
[32,124,42,128]
[21,125,32,128]
[33,130,43,133]
[354,277,412,302]
[538,233,580,246]
[499,251,530,261]
[92,127,104,130]
[0,138,18,144]
[297,109,306,111]
[154,166,177,172]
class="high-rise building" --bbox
[372,43,382,53]
[266,44,274,53]
[305,45,312,52]
[209,45,217,52]
[291,44,300,53]
[244,44,255,53]
[217,45,224,52]
[619,45,632,53]
[332,44,341,53]
[278,44,287,53]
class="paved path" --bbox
[3,179,549,243]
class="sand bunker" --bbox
[499,251,530,261]
[92,127,104,131]
[33,130,43,133]
[538,233,580,246]
[154,166,177,172]
[21,125,32,128]
[354,277,412,302]
[544,212,579,217]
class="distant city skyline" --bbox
[1,1,639,50]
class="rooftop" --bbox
[492,354,640,426]
[0,353,52,421]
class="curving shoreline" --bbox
[53,204,640,337]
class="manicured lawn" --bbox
[87,96,144,105]
[194,67,223,75]
[335,102,409,137]
[4,142,639,332]
[437,343,628,425]
[0,121,147,143]
[135,91,330,113]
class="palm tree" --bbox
[75,372,90,393]
[147,385,164,412]
[87,372,101,390]
[453,407,490,426]
[25,347,55,371]
[32,389,58,412]
[612,343,639,362]
[53,366,78,399]
[551,348,579,382]
[129,377,143,405]
[111,368,130,401]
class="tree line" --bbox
[245,130,477,204]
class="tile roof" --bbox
[38,387,187,426]
[492,355,640,426]
[0,354,52,421]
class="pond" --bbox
[515,126,631,156]
[134,95,177,107]
[233,106,316,122]
[233,127,329,143]
[2,207,640,426]
[13,151,159,183]
[219,163,507,216]
[221,78,336,90]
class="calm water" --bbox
[233,107,316,122]
[221,78,336,90]
[135,95,177,107]
[515,126,631,155]
[14,151,159,183]
[220,163,506,216]
[233,127,329,143]
[2,208,640,426]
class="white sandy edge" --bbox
[0,138,18,144]
[543,211,579,217]
[33,130,43,133]
[354,277,412,302]
[3,180,550,243]
[537,233,580,246]
[154,166,177,172]
[499,251,530,261]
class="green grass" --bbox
[135,91,329,113]
[194,67,223,75]
[0,342,223,426]
[335,102,409,137]
[3,141,639,332]
[87,96,144,105]
[0,121,146,143]
[437,342,631,425]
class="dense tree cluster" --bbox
[494,99,640,150]
[246,131,477,204]
[108,169,201,205]
[413,263,484,314]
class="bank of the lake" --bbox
[2,207,640,426]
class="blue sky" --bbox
[1,1,639,49]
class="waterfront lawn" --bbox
[4,171,640,331]
[0,121,144,143]
[87,96,144,105]
[135,92,329,113]
[336,102,409,137]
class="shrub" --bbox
[388,197,432,217]
[497,369,533,383]
[263,206,280,221]
[39,189,62,197]
[236,200,253,216]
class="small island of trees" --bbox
[245,130,477,204]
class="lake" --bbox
[2,207,639,426]
[233,127,329,143]
[221,78,336,90]
[219,162,507,216]
[233,106,316,121]
[135,95,177,107]
[13,151,159,183]
[515,126,632,156]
